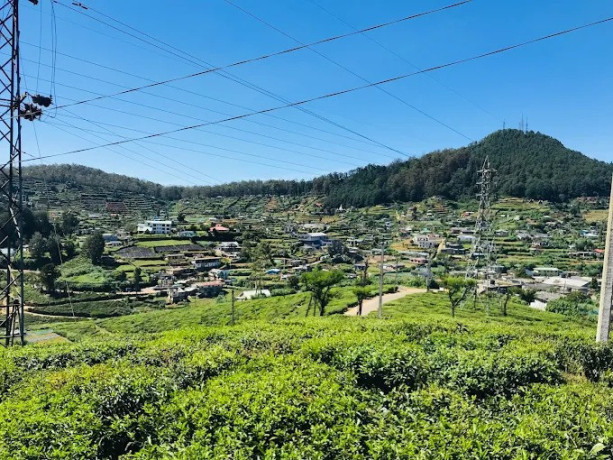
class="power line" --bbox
[23,68,380,164]
[24,15,613,163]
[54,111,364,168]
[48,121,203,186]
[53,0,409,157]
[45,115,331,176]
[43,114,329,177]
[20,41,402,154]
[30,81,371,169]
[306,0,501,124]
[224,0,472,141]
[54,0,472,110]
[58,109,221,185]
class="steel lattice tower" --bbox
[0,0,24,346]
[467,156,497,279]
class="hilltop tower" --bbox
[596,174,613,342]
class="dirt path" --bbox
[344,287,427,316]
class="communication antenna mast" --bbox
[467,156,497,279]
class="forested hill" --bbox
[24,130,613,206]
[315,129,613,207]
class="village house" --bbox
[412,234,442,249]
[195,280,225,298]
[450,227,473,235]
[300,232,330,249]
[217,241,241,258]
[516,231,532,241]
[457,234,476,243]
[192,256,221,271]
[103,233,122,247]
[533,266,561,277]
[166,253,186,266]
[168,285,197,304]
[409,257,428,265]
[137,220,173,234]
[209,268,230,280]
[541,276,591,294]
[209,224,230,233]
[530,291,563,311]
[568,251,597,260]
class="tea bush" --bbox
[1,292,612,458]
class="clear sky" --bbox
[18,0,613,186]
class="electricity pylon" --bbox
[467,156,497,280]
[0,0,24,346]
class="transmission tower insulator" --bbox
[0,0,25,346]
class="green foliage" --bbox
[38,263,60,293]
[28,299,163,318]
[352,285,370,316]
[24,130,612,206]
[28,231,47,263]
[442,276,476,317]
[133,267,142,292]
[547,291,597,318]
[301,268,345,316]
[82,231,105,265]
[3,291,613,457]
[60,211,79,236]
[59,257,115,291]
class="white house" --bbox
[192,256,221,270]
[542,276,590,293]
[216,241,241,259]
[457,234,476,243]
[238,289,271,300]
[413,234,442,249]
[533,266,561,277]
[138,220,173,235]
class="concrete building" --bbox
[300,232,330,249]
[533,266,561,277]
[192,256,221,271]
[138,220,173,234]
[413,234,442,249]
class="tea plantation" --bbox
[2,293,613,458]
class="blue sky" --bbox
[19,0,613,186]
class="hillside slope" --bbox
[25,130,612,207]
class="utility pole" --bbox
[426,249,433,292]
[230,286,235,325]
[597,173,613,342]
[378,238,384,318]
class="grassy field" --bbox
[40,285,396,338]
[584,209,608,223]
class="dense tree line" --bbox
[24,130,613,206]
